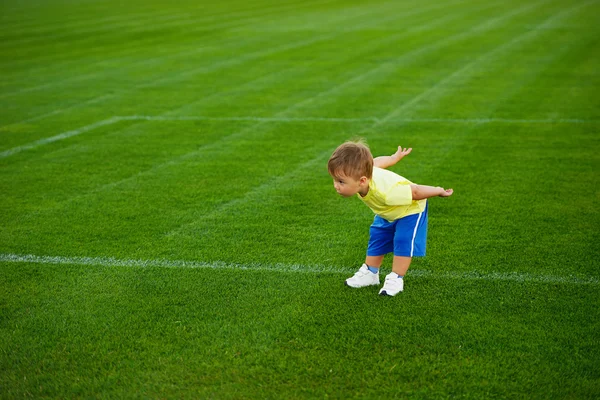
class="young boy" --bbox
[327,140,453,296]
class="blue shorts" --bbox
[367,202,428,257]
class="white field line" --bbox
[0,0,405,99]
[0,253,597,286]
[383,117,597,124]
[0,117,120,158]
[120,115,597,124]
[2,115,595,159]
[120,115,378,123]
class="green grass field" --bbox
[1,0,599,398]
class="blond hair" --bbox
[327,140,373,179]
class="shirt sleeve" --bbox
[384,183,413,206]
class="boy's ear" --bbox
[359,176,369,185]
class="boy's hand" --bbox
[392,146,412,161]
[373,146,412,169]
[410,185,453,200]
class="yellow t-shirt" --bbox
[357,167,426,222]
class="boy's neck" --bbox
[358,179,370,197]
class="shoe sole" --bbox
[379,290,402,296]
[345,281,379,288]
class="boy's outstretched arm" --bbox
[410,184,453,200]
[373,146,412,169]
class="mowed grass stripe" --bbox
[1,10,192,47]
[3,0,596,234]
[1,3,598,399]
[0,0,458,118]
[390,11,600,179]
[0,8,185,34]
[25,0,507,177]
[422,31,596,121]
[0,0,345,93]
[0,0,196,30]
[166,11,567,235]
[119,1,485,126]
[521,7,600,121]
[107,0,550,124]
[0,1,435,126]
[366,0,598,128]
[0,0,283,41]
[1,34,328,122]
[1,3,479,224]
[1,253,597,285]
[286,0,561,117]
[1,0,423,85]
[0,0,474,150]
[164,4,584,236]
[0,0,343,73]
[158,2,599,267]
[1,24,432,214]
[167,4,585,236]
[444,19,599,275]
[0,0,556,230]
[0,0,323,55]
[0,0,532,133]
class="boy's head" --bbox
[328,140,373,197]
[328,140,373,180]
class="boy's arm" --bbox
[410,184,453,200]
[373,146,412,169]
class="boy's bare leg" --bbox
[365,255,385,268]
[392,256,412,276]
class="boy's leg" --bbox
[365,215,395,269]
[346,217,393,288]
[379,256,410,296]
[392,256,412,276]
[365,255,385,268]
[390,202,428,276]
[380,204,427,296]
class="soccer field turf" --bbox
[1,0,599,398]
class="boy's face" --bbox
[331,173,368,197]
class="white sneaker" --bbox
[379,272,404,296]
[345,264,380,288]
